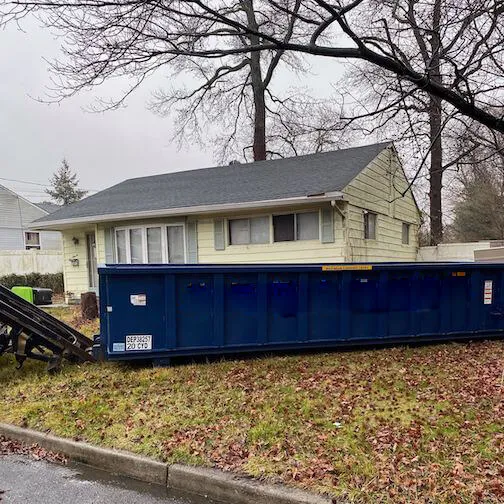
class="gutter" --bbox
[32,192,345,230]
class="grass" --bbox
[0,306,503,503]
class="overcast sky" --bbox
[1,19,348,203]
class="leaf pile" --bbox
[0,436,67,464]
[0,307,502,503]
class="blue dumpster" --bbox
[97,263,504,362]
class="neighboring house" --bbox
[0,185,62,251]
[32,142,421,302]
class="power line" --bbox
[0,176,99,192]
[0,176,49,187]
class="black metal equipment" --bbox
[0,284,95,372]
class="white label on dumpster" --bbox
[113,342,125,352]
[130,294,146,306]
[484,280,493,305]
[126,334,152,351]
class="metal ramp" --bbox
[0,284,95,372]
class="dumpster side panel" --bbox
[224,273,259,346]
[267,273,298,344]
[106,274,166,354]
[176,274,215,348]
[307,273,341,342]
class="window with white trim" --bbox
[25,232,41,250]
[115,224,185,264]
[273,212,319,242]
[228,216,269,245]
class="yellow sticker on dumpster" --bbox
[322,265,373,271]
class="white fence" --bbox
[417,241,499,262]
[0,250,63,276]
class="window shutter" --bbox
[104,227,116,263]
[214,219,225,250]
[320,208,334,243]
[187,221,198,263]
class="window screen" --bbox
[402,223,410,245]
[229,217,269,245]
[273,214,295,242]
[297,212,319,240]
[250,216,269,243]
[167,225,185,263]
[364,212,377,240]
[116,230,127,263]
[229,219,250,245]
[147,227,162,263]
[129,228,143,263]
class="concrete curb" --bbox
[0,423,167,485]
[169,464,332,504]
[0,423,333,504]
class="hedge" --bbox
[0,273,64,294]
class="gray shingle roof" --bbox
[34,201,61,214]
[35,142,390,224]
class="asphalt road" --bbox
[0,455,217,504]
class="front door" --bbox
[86,233,99,291]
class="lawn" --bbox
[0,307,503,503]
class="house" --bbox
[0,185,62,251]
[32,142,421,302]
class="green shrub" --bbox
[0,273,64,294]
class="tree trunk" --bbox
[429,0,443,245]
[243,0,267,161]
[429,97,443,245]
[81,292,99,320]
[251,78,266,161]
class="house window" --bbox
[364,212,377,240]
[129,228,143,264]
[273,212,319,242]
[147,227,163,263]
[115,224,185,264]
[167,225,185,263]
[229,216,269,245]
[402,223,410,245]
[116,229,128,263]
[25,232,41,250]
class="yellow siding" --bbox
[62,228,93,302]
[96,224,106,264]
[342,147,420,262]
[197,206,346,264]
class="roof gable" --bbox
[35,142,391,225]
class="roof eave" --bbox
[32,192,345,230]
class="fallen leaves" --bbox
[0,436,67,464]
[0,310,502,503]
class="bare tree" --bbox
[329,0,504,243]
[2,0,503,127]
[449,119,504,241]
[2,0,503,184]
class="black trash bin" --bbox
[32,288,53,306]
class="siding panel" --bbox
[342,148,420,262]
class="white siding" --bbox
[40,231,63,251]
[0,186,63,251]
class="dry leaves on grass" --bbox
[1,309,502,504]
[0,436,67,464]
